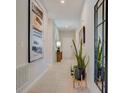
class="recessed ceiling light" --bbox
[65,25,68,28]
[60,0,65,4]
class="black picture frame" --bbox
[28,0,44,63]
[83,26,85,43]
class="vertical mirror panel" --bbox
[98,5,103,25]
[103,21,106,93]
[97,0,104,6]
[96,24,103,90]
[104,0,106,21]
[94,0,107,93]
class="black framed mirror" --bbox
[94,0,107,93]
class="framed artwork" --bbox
[79,26,85,44]
[83,26,85,43]
[28,0,44,62]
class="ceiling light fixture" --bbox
[65,25,68,28]
[60,0,65,4]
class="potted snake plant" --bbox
[72,39,89,80]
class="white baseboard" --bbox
[18,65,50,93]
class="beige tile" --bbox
[25,59,90,93]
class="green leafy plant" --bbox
[72,39,89,70]
[97,37,103,71]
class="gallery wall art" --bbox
[28,0,44,62]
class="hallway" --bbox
[17,0,107,93]
[25,59,90,93]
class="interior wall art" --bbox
[28,0,44,62]
[79,26,85,44]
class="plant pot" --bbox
[74,68,86,80]
[97,69,101,81]
[74,68,81,80]
[82,69,86,80]
[70,67,74,76]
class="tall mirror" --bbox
[94,0,107,93]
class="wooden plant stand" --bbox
[73,74,87,88]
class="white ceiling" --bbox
[40,0,85,31]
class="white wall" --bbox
[60,31,75,59]
[79,0,101,93]
[16,0,58,93]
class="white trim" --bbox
[17,66,49,93]
[16,80,30,93]
[24,67,49,93]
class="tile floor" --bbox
[25,59,90,93]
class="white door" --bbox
[62,37,74,59]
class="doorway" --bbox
[60,31,75,59]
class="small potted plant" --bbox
[72,39,89,80]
